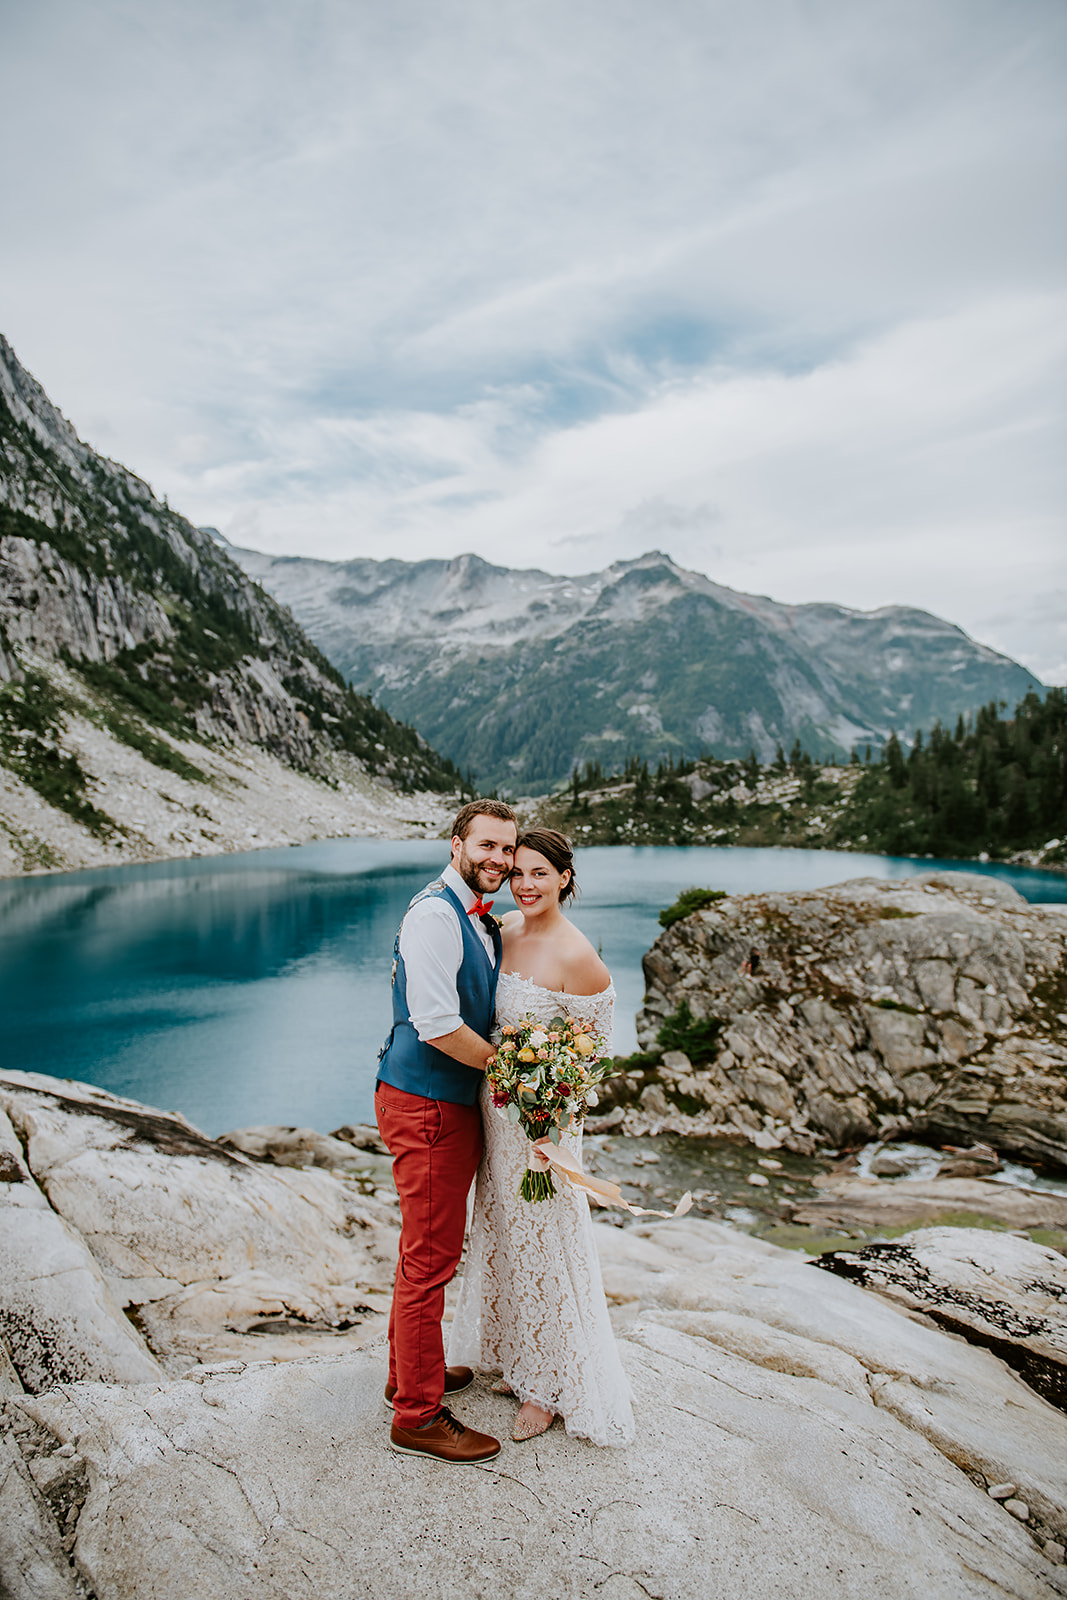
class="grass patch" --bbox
[101,710,207,783]
[1028,1228,1067,1254]
[659,886,728,930]
[657,1001,723,1063]
[765,1211,1067,1257]
[0,670,116,838]
[611,1051,662,1073]
[664,1089,710,1116]
[758,1224,869,1254]
[0,821,64,871]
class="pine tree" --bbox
[885,731,907,790]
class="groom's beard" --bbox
[455,847,509,898]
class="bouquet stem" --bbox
[519,1167,557,1202]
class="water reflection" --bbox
[1,840,1063,1136]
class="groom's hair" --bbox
[451,798,518,841]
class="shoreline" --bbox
[3,819,1067,886]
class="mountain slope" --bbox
[230,546,1042,795]
[0,338,461,872]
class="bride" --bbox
[448,827,635,1447]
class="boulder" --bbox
[630,873,1067,1166]
[814,1226,1067,1410]
[0,1348,86,1600]
[0,1106,160,1391]
[0,1072,399,1380]
[219,1124,381,1171]
[330,1123,390,1156]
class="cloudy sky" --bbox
[3,0,1065,681]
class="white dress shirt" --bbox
[400,863,497,1043]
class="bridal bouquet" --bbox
[486,1013,613,1201]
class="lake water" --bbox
[1,842,1063,1138]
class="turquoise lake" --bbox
[1,842,1063,1137]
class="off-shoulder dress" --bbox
[447,969,635,1446]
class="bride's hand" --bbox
[529,1137,551,1170]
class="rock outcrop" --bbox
[3,1221,1065,1597]
[815,1226,1067,1410]
[788,1170,1067,1234]
[2,1075,1066,1595]
[630,872,1067,1166]
[0,1103,162,1393]
[0,1072,399,1381]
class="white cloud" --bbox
[1,0,1064,678]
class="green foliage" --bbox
[884,731,907,789]
[97,704,207,784]
[0,670,115,836]
[847,689,1066,857]
[658,886,728,929]
[612,1050,662,1071]
[656,1001,723,1063]
[534,687,1065,860]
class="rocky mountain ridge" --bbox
[229,542,1042,794]
[0,338,460,873]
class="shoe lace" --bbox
[436,1407,465,1437]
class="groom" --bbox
[375,798,518,1463]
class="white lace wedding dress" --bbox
[448,971,635,1447]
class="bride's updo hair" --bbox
[515,827,578,903]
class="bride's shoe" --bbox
[512,1402,555,1441]
[490,1377,514,1395]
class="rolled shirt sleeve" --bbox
[399,896,466,1042]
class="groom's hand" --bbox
[426,1023,496,1073]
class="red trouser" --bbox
[375,1081,483,1429]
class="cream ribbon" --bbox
[529,1141,693,1219]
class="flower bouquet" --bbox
[486,1013,613,1201]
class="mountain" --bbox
[0,338,460,874]
[227,546,1043,795]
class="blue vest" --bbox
[376,880,501,1106]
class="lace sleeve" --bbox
[572,986,614,1051]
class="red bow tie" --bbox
[469,898,495,918]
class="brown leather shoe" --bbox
[384,1365,473,1405]
[390,1407,500,1464]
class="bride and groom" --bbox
[375,799,634,1462]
